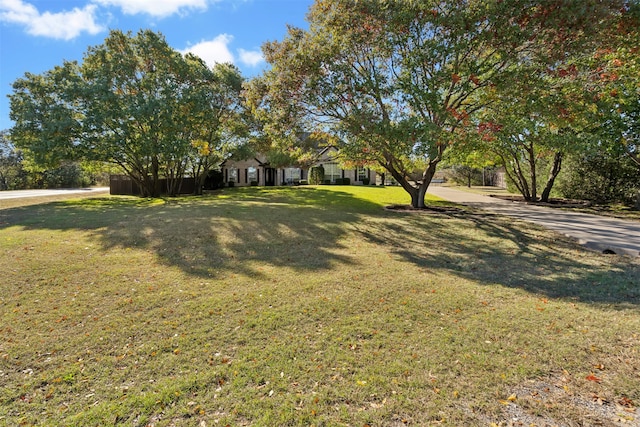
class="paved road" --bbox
[0,187,110,200]
[428,186,640,257]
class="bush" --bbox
[309,166,325,185]
[335,178,344,185]
[250,180,258,186]
[558,153,640,205]
[342,177,350,185]
[299,180,308,185]
[41,163,89,188]
[228,181,235,187]
[361,178,370,185]
[323,179,331,185]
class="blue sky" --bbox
[0,0,314,131]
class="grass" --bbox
[0,185,638,426]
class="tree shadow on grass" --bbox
[2,187,638,307]
[0,187,378,279]
[354,210,640,308]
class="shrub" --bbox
[309,166,325,185]
[41,163,88,188]
[228,181,235,187]
[342,177,350,185]
[558,153,640,205]
[361,178,370,185]
[250,180,258,186]
[335,178,344,185]
[323,179,331,185]
[299,180,308,185]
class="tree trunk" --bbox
[540,151,563,203]
[508,157,532,201]
[383,155,438,208]
[151,156,161,198]
[193,162,205,195]
[527,144,537,201]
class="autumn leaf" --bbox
[618,397,634,408]
[585,374,601,383]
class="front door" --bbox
[264,168,276,186]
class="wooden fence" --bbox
[109,175,197,196]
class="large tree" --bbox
[9,30,244,197]
[249,0,623,208]
[586,1,640,206]
[474,70,594,202]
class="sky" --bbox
[0,0,314,131]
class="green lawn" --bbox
[1,186,638,426]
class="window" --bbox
[357,167,368,181]
[323,163,341,182]
[248,167,258,183]
[284,168,301,184]
[228,167,237,182]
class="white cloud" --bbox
[94,0,209,18]
[0,0,103,40]
[238,48,263,67]
[180,34,235,68]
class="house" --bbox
[220,147,384,187]
[110,147,392,195]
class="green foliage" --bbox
[40,162,88,189]
[309,165,324,185]
[449,165,483,188]
[584,2,640,172]
[250,0,623,208]
[9,30,246,197]
[0,130,27,190]
[558,152,640,205]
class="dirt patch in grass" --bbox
[494,370,638,426]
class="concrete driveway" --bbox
[0,187,109,200]
[428,186,640,257]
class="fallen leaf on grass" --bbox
[618,397,636,411]
[592,393,608,405]
[586,374,601,383]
